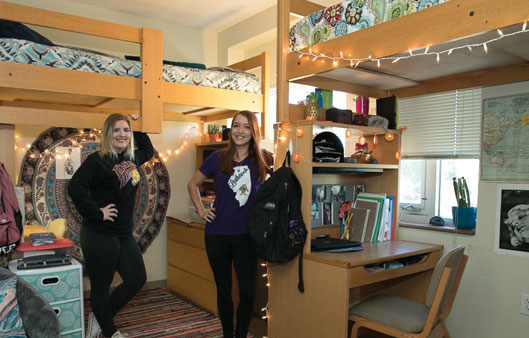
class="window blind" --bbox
[399,88,481,158]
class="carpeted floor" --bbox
[84,288,228,337]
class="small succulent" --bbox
[207,123,221,135]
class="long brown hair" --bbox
[220,111,271,183]
[99,113,135,160]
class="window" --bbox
[398,89,481,225]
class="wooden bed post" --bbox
[277,0,291,123]
[260,51,270,138]
[0,124,15,184]
[140,28,163,134]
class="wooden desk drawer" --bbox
[167,265,217,314]
[167,239,213,281]
[349,250,441,288]
[167,222,205,248]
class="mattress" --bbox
[0,38,260,93]
[289,0,449,51]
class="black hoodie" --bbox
[68,132,154,237]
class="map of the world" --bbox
[481,92,529,181]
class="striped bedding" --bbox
[0,38,260,93]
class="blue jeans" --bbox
[205,234,257,338]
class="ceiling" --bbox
[65,0,277,30]
[65,0,338,31]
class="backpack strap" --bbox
[282,150,291,168]
[298,249,304,293]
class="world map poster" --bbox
[481,92,529,181]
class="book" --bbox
[348,207,371,243]
[376,95,398,129]
[29,232,57,246]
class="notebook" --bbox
[311,237,363,252]
[348,207,371,242]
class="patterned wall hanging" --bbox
[18,127,170,263]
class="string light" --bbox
[296,127,305,137]
[293,152,302,163]
[291,23,529,67]
[15,126,201,162]
[261,262,270,321]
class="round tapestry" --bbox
[18,127,170,263]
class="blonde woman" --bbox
[69,113,154,338]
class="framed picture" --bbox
[55,146,81,179]
[322,202,332,226]
[311,202,322,228]
[495,184,529,257]
[312,185,327,203]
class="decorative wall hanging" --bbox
[18,127,170,263]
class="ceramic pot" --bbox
[451,206,477,229]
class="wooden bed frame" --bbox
[277,0,529,121]
[0,1,269,134]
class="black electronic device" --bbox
[17,254,71,270]
[311,237,363,252]
[429,216,445,226]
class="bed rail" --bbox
[0,0,163,133]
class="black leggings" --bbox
[205,234,257,338]
[80,226,146,337]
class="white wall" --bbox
[399,81,529,337]
[6,0,204,62]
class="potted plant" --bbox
[207,123,222,142]
[452,176,477,229]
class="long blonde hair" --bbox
[220,111,272,183]
[99,113,135,160]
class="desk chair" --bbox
[349,245,467,338]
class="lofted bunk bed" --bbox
[269,0,529,337]
[0,0,269,136]
[277,0,529,121]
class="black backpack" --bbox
[248,151,307,292]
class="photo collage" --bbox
[311,184,365,228]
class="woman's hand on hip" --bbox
[200,207,216,223]
[100,204,118,222]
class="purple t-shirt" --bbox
[200,151,263,235]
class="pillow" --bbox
[124,55,207,69]
[55,44,117,58]
[0,274,26,338]
[0,19,54,46]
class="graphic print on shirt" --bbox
[112,161,140,189]
[228,165,251,206]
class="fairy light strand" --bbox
[291,23,528,67]
[15,126,202,163]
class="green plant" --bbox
[453,176,471,207]
[207,123,221,135]
[307,92,319,103]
